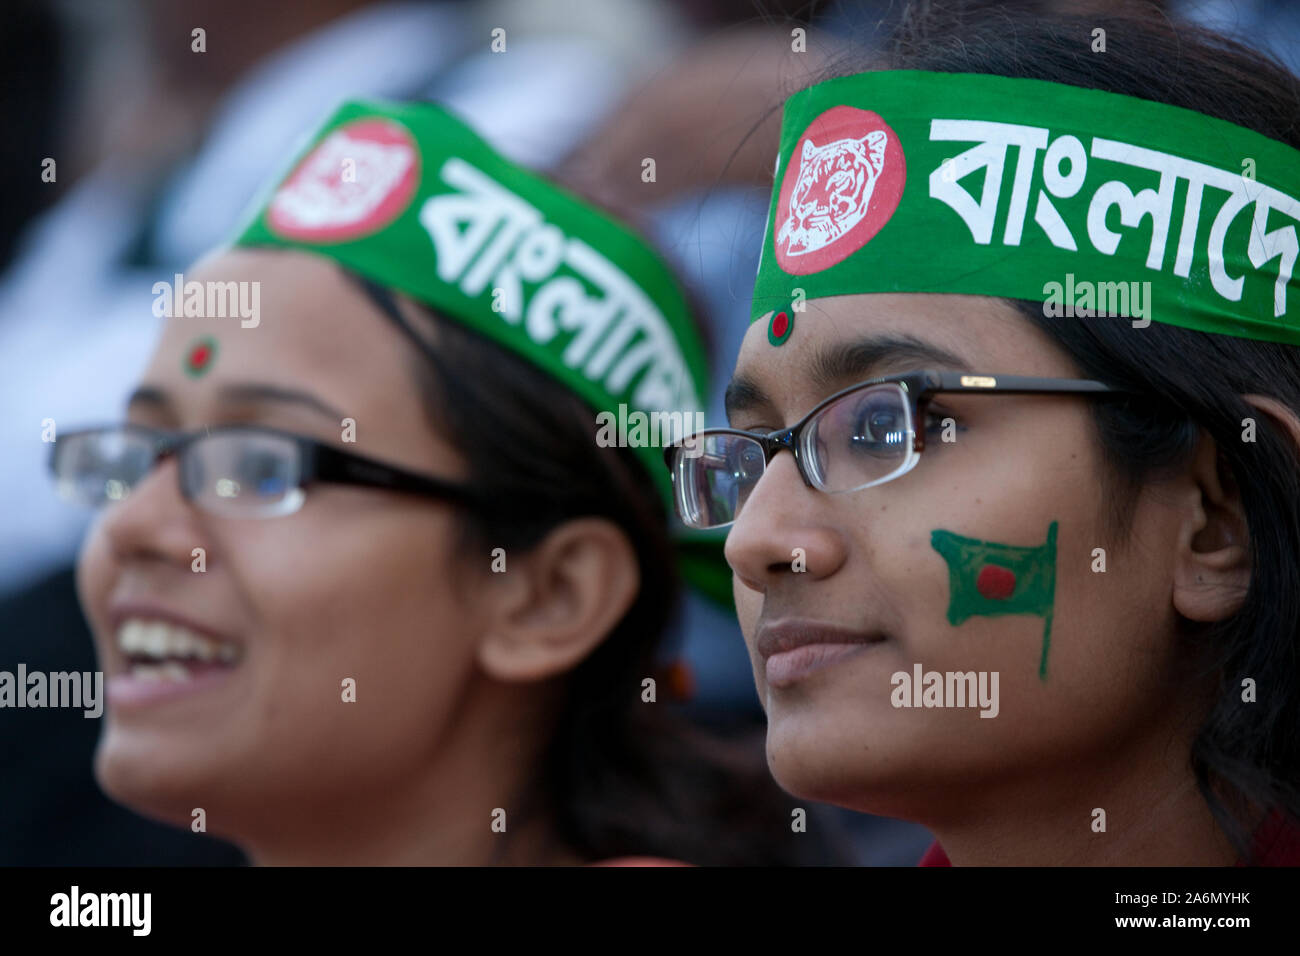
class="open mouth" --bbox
[118,619,242,676]
[108,619,243,707]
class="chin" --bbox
[93,729,227,831]
[764,714,924,812]
[766,726,861,802]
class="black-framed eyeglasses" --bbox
[662,369,1130,530]
[49,423,483,518]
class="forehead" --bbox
[731,293,1077,416]
[142,248,421,426]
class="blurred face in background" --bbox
[76,249,498,844]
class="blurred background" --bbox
[1,0,1293,865]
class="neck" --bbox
[922,716,1237,866]
[236,679,583,866]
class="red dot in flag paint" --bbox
[189,345,210,368]
[976,565,1016,600]
[773,312,789,338]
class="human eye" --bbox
[198,429,298,498]
[845,394,909,456]
[240,446,284,479]
[725,436,766,479]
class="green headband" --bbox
[753,70,1300,344]
[232,99,730,603]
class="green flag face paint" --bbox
[930,521,1058,680]
[184,336,218,378]
[753,71,1300,345]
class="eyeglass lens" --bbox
[673,383,916,529]
[53,428,306,517]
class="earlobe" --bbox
[476,518,640,683]
[1169,392,1300,623]
[1171,434,1251,623]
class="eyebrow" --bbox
[127,383,346,423]
[724,334,970,423]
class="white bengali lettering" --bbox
[926,121,1300,318]
[419,159,701,411]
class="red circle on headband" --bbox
[773,105,906,275]
[266,118,421,243]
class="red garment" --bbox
[917,811,1300,866]
[918,841,951,866]
[1244,810,1300,866]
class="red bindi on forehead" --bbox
[768,306,795,347]
[183,336,219,378]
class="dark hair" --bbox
[835,1,1300,861]
[345,272,842,865]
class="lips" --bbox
[756,620,886,689]
[103,600,244,709]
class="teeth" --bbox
[117,618,241,665]
[144,622,168,657]
[159,661,190,682]
[129,661,192,682]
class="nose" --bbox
[723,447,848,594]
[99,454,205,568]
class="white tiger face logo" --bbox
[776,130,888,256]
[266,118,420,242]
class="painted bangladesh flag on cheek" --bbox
[930,521,1058,680]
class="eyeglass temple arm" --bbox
[309,442,482,505]
[929,371,1126,395]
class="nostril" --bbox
[775,545,809,576]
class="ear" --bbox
[1170,426,1251,622]
[802,138,816,159]
[1243,392,1300,452]
[476,518,640,683]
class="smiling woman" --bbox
[662,2,1300,867]
[54,100,819,866]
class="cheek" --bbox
[1018,496,1181,733]
[732,575,765,684]
[732,576,761,639]
[221,497,478,785]
[878,411,1102,661]
[805,422,1162,776]
[869,444,1175,760]
[75,516,117,649]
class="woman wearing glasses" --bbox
[53,100,814,865]
[665,6,1300,865]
